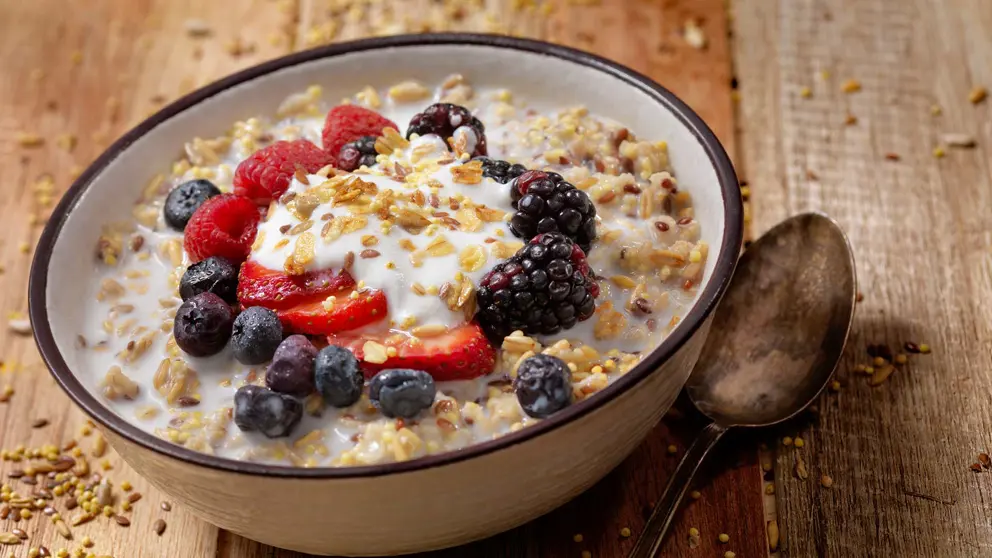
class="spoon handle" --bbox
[627,421,728,558]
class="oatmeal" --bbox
[76,75,707,467]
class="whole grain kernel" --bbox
[718,533,730,543]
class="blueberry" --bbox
[368,369,436,419]
[313,346,363,407]
[231,306,283,365]
[514,354,572,418]
[179,256,239,303]
[233,385,302,438]
[164,179,221,231]
[265,335,317,397]
[173,292,234,357]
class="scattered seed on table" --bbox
[841,79,861,93]
[969,86,988,104]
[978,453,991,469]
[970,463,982,473]
[725,552,736,558]
[39,546,51,557]
[821,474,834,488]
[666,444,677,455]
[794,437,805,448]
[765,483,775,495]
[782,436,793,446]
[572,534,583,543]
[895,354,908,364]
[31,419,49,429]
[160,501,172,512]
[767,520,780,551]
[581,551,591,558]
[54,518,71,540]
[81,536,93,548]
[884,152,901,161]
[919,343,931,354]
[153,518,167,536]
[718,533,730,543]
[114,515,130,527]
[10,530,26,541]
[620,527,631,538]
[689,490,701,500]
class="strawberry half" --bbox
[327,322,497,382]
[278,289,388,335]
[238,260,356,311]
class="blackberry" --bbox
[406,103,487,157]
[475,157,527,184]
[514,354,572,418]
[509,171,597,253]
[337,135,378,171]
[476,232,599,340]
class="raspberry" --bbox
[183,194,260,263]
[321,105,398,166]
[406,103,487,157]
[233,139,334,205]
[476,233,599,340]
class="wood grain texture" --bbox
[733,0,992,556]
[0,0,758,557]
[0,0,293,556]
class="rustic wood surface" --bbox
[733,0,992,556]
[11,0,991,556]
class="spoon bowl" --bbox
[630,212,857,558]
[689,211,857,427]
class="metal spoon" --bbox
[628,212,857,558]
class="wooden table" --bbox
[0,0,989,556]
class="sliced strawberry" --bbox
[327,322,497,382]
[237,260,356,311]
[278,289,388,335]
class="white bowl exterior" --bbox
[48,44,726,380]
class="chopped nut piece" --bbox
[388,81,431,103]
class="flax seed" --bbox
[153,518,166,536]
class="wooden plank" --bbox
[0,1,292,556]
[0,0,758,557]
[733,0,992,555]
[221,1,759,557]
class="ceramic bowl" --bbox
[30,34,742,556]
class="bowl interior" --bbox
[36,37,736,474]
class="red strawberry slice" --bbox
[233,139,335,206]
[321,105,398,165]
[278,289,388,335]
[327,322,497,382]
[238,260,356,311]
[183,194,260,263]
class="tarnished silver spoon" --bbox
[628,212,857,558]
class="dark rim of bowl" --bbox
[29,33,742,478]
